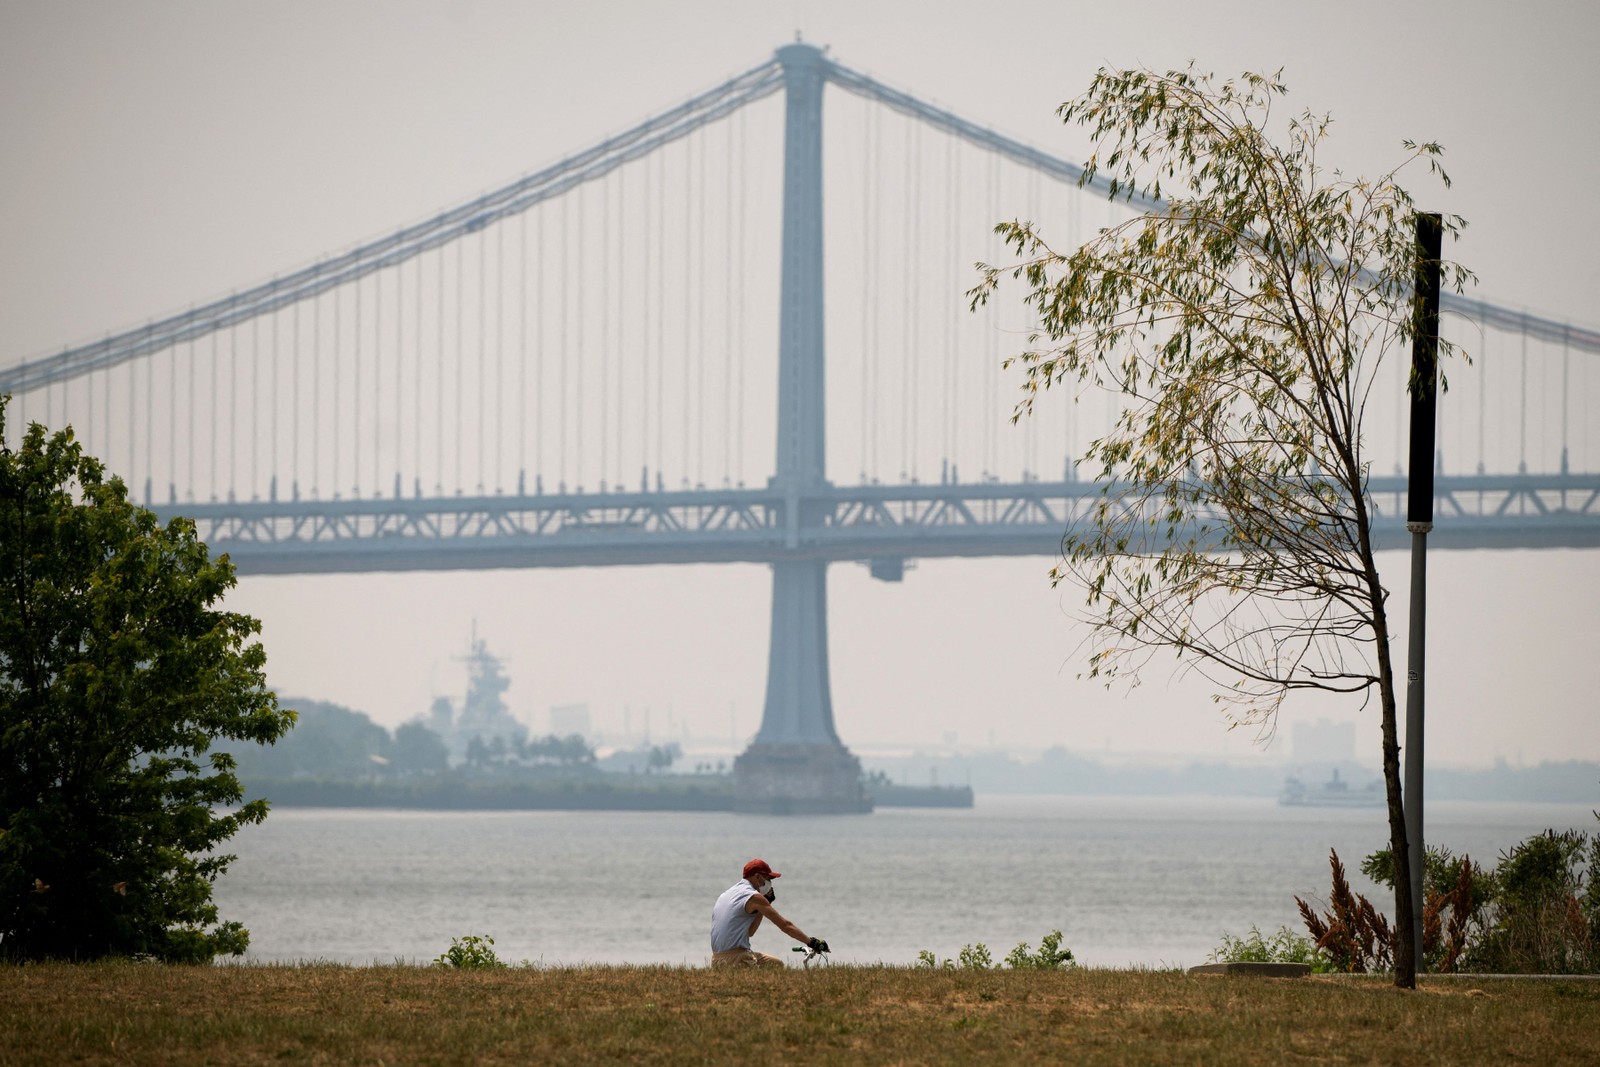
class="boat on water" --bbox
[1279,767,1384,808]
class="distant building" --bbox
[549,703,591,739]
[1292,718,1356,763]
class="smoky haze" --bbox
[2,0,1597,772]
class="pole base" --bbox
[733,742,873,815]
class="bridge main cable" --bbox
[2,58,785,393]
[823,57,1600,357]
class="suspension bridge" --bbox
[5,43,1598,811]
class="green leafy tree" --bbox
[227,699,390,779]
[971,66,1469,987]
[392,721,450,775]
[0,405,294,961]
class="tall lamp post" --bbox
[1405,211,1443,973]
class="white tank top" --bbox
[710,880,761,952]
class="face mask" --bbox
[761,883,776,902]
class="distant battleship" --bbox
[1279,767,1383,808]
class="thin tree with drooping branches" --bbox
[970,65,1471,988]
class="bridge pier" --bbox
[733,42,869,814]
[735,560,869,813]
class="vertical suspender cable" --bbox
[334,287,343,495]
[1476,307,1487,474]
[185,321,195,502]
[1561,332,1570,473]
[435,247,445,492]
[723,118,733,486]
[695,130,707,485]
[944,134,957,477]
[372,270,381,494]
[617,161,627,488]
[901,116,913,480]
[251,311,260,496]
[435,247,441,492]
[415,244,424,490]
[519,202,528,485]
[575,184,585,489]
[534,205,544,488]
[908,118,921,481]
[496,218,505,490]
[735,105,746,486]
[641,152,653,488]
[860,99,871,482]
[478,227,487,491]
[355,275,363,495]
[560,193,569,490]
[1027,170,1042,478]
[655,148,666,482]
[292,295,300,496]
[682,142,692,486]
[314,283,323,495]
[231,309,239,497]
[456,236,465,493]
[601,172,612,488]
[212,325,221,500]
[1519,320,1528,473]
[985,153,999,478]
[396,255,405,493]
[870,103,881,481]
[271,300,279,496]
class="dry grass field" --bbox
[3,962,1597,1066]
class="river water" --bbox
[212,796,1596,969]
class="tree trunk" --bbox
[1367,565,1417,988]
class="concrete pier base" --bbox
[733,743,872,815]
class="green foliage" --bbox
[1004,929,1076,969]
[433,934,506,970]
[1209,925,1330,973]
[970,61,1471,989]
[1363,844,1496,914]
[1469,829,1597,974]
[957,943,993,970]
[520,733,597,766]
[225,700,391,779]
[392,721,450,775]
[0,403,294,961]
[969,63,1469,729]
[1339,824,1600,975]
[919,933,1073,971]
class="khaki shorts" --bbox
[711,948,785,969]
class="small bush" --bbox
[1005,930,1076,970]
[957,943,993,970]
[918,933,1073,970]
[433,934,506,970]
[1209,925,1330,973]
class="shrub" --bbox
[1005,930,1076,970]
[1209,925,1330,973]
[957,943,993,970]
[434,934,506,970]
[1295,850,1394,973]
[1469,829,1597,975]
[918,933,1074,970]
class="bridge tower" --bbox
[733,43,870,814]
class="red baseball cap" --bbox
[743,858,781,880]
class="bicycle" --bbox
[791,942,831,968]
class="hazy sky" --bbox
[3,1,1597,768]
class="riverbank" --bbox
[239,775,975,811]
[5,962,1595,1065]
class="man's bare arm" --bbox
[745,894,808,945]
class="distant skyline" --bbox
[3,1,1597,769]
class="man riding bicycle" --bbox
[710,859,828,968]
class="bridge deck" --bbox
[151,474,1600,574]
